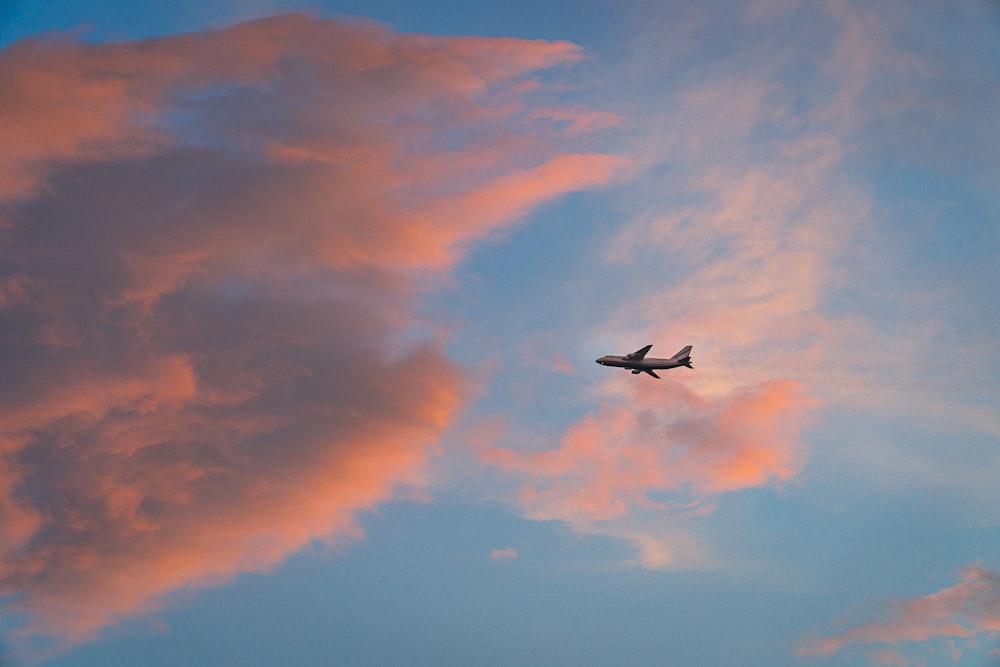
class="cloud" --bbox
[491,547,518,560]
[475,0,1000,567]
[601,1,1000,417]
[476,1,860,568]
[798,564,1000,664]
[0,14,625,643]
[484,379,817,568]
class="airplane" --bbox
[595,344,692,379]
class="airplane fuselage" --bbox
[595,356,688,372]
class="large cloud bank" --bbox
[0,14,624,641]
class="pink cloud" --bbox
[469,6,870,572]
[490,6,894,569]
[0,15,624,643]
[799,565,1000,663]
[483,378,817,566]
[491,547,518,560]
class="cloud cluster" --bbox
[799,564,1000,665]
[485,378,817,567]
[0,14,624,641]
[480,1,862,568]
[482,0,998,571]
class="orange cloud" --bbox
[491,547,518,560]
[483,378,817,566]
[799,565,1000,664]
[0,15,624,643]
[496,6,874,568]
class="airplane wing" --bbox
[628,344,653,360]
[644,369,661,379]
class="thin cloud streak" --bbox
[0,14,625,643]
[799,564,1000,665]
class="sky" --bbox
[1,1,999,665]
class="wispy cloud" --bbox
[491,547,518,560]
[480,0,859,568]
[0,14,625,644]
[481,0,1000,568]
[485,378,817,568]
[799,564,1000,665]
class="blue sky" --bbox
[1,2,999,666]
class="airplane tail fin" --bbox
[670,345,693,368]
